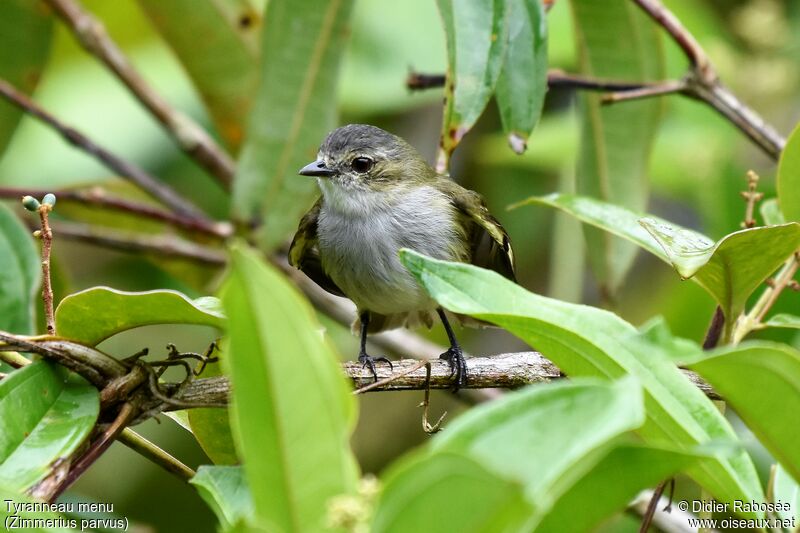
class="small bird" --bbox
[289,124,516,388]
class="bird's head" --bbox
[299,124,434,193]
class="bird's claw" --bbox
[439,346,467,391]
[358,352,393,382]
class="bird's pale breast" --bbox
[317,184,465,315]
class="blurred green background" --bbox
[1,0,799,530]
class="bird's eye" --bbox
[351,157,374,173]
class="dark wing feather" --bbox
[449,187,516,282]
[288,198,346,297]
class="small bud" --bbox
[33,230,42,238]
[21,196,40,212]
[42,193,56,207]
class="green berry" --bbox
[42,193,56,207]
[22,196,40,212]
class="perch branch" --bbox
[0,186,232,238]
[0,78,209,219]
[37,203,56,335]
[44,0,236,188]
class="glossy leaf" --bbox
[232,0,355,252]
[760,198,785,226]
[495,0,548,154]
[191,465,254,529]
[435,0,509,171]
[764,314,800,330]
[55,287,224,346]
[0,0,53,157]
[773,464,799,523]
[399,250,764,516]
[0,361,99,491]
[0,487,79,532]
[571,0,664,296]
[137,0,261,151]
[640,219,800,322]
[688,342,800,482]
[535,444,697,532]
[221,245,358,532]
[0,203,40,334]
[373,453,533,533]
[777,122,800,222]
[188,361,238,465]
[430,378,644,504]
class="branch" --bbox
[44,0,236,188]
[0,186,232,238]
[0,78,210,219]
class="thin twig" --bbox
[739,171,763,229]
[118,428,196,481]
[420,362,446,434]
[0,186,232,238]
[36,204,56,335]
[353,359,429,394]
[601,79,687,104]
[0,350,31,368]
[639,480,668,533]
[0,78,209,219]
[702,306,724,350]
[45,0,236,188]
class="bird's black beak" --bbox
[298,160,335,177]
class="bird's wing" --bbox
[288,198,346,297]
[444,182,516,282]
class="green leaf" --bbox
[232,0,354,252]
[0,487,80,532]
[0,361,99,491]
[760,198,786,226]
[0,203,40,334]
[535,444,698,532]
[777,122,800,223]
[430,378,644,505]
[136,0,260,151]
[55,287,224,346]
[773,464,799,523]
[188,361,238,465]
[191,465,255,529]
[640,219,800,323]
[495,0,548,154]
[764,314,800,330]
[221,245,358,532]
[0,0,53,157]
[373,452,533,533]
[398,250,764,516]
[435,0,509,171]
[570,0,664,296]
[688,342,800,483]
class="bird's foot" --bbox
[358,352,393,382]
[439,346,467,391]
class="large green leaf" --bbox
[399,250,764,516]
[191,465,254,529]
[232,0,354,252]
[373,453,533,533]
[0,361,99,491]
[640,219,800,325]
[688,342,800,483]
[777,122,800,223]
[137,0,261,151]
[0,203,40,334]
[522,193,800,330]
[188,361,238,465]
[221,245,358,532]
[570,0,664,296]
[0,487,79,532]
[435,0,509,171]
[495,0,548,154]
[0,0,53,157]
[55,287,224,346]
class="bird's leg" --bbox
[437,308,467,390]
[357,311,393,382]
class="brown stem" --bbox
[37,205,56,335]
[353,359,428,394]
[638,479,668,533]
[44,0,236,188]
[739,170,763,229]
[601,79,687,104]
[118,428,195,481]
[702,306,725,350]
[49,401,138,502]
[0,78,209,219]
[0,186,232,238]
